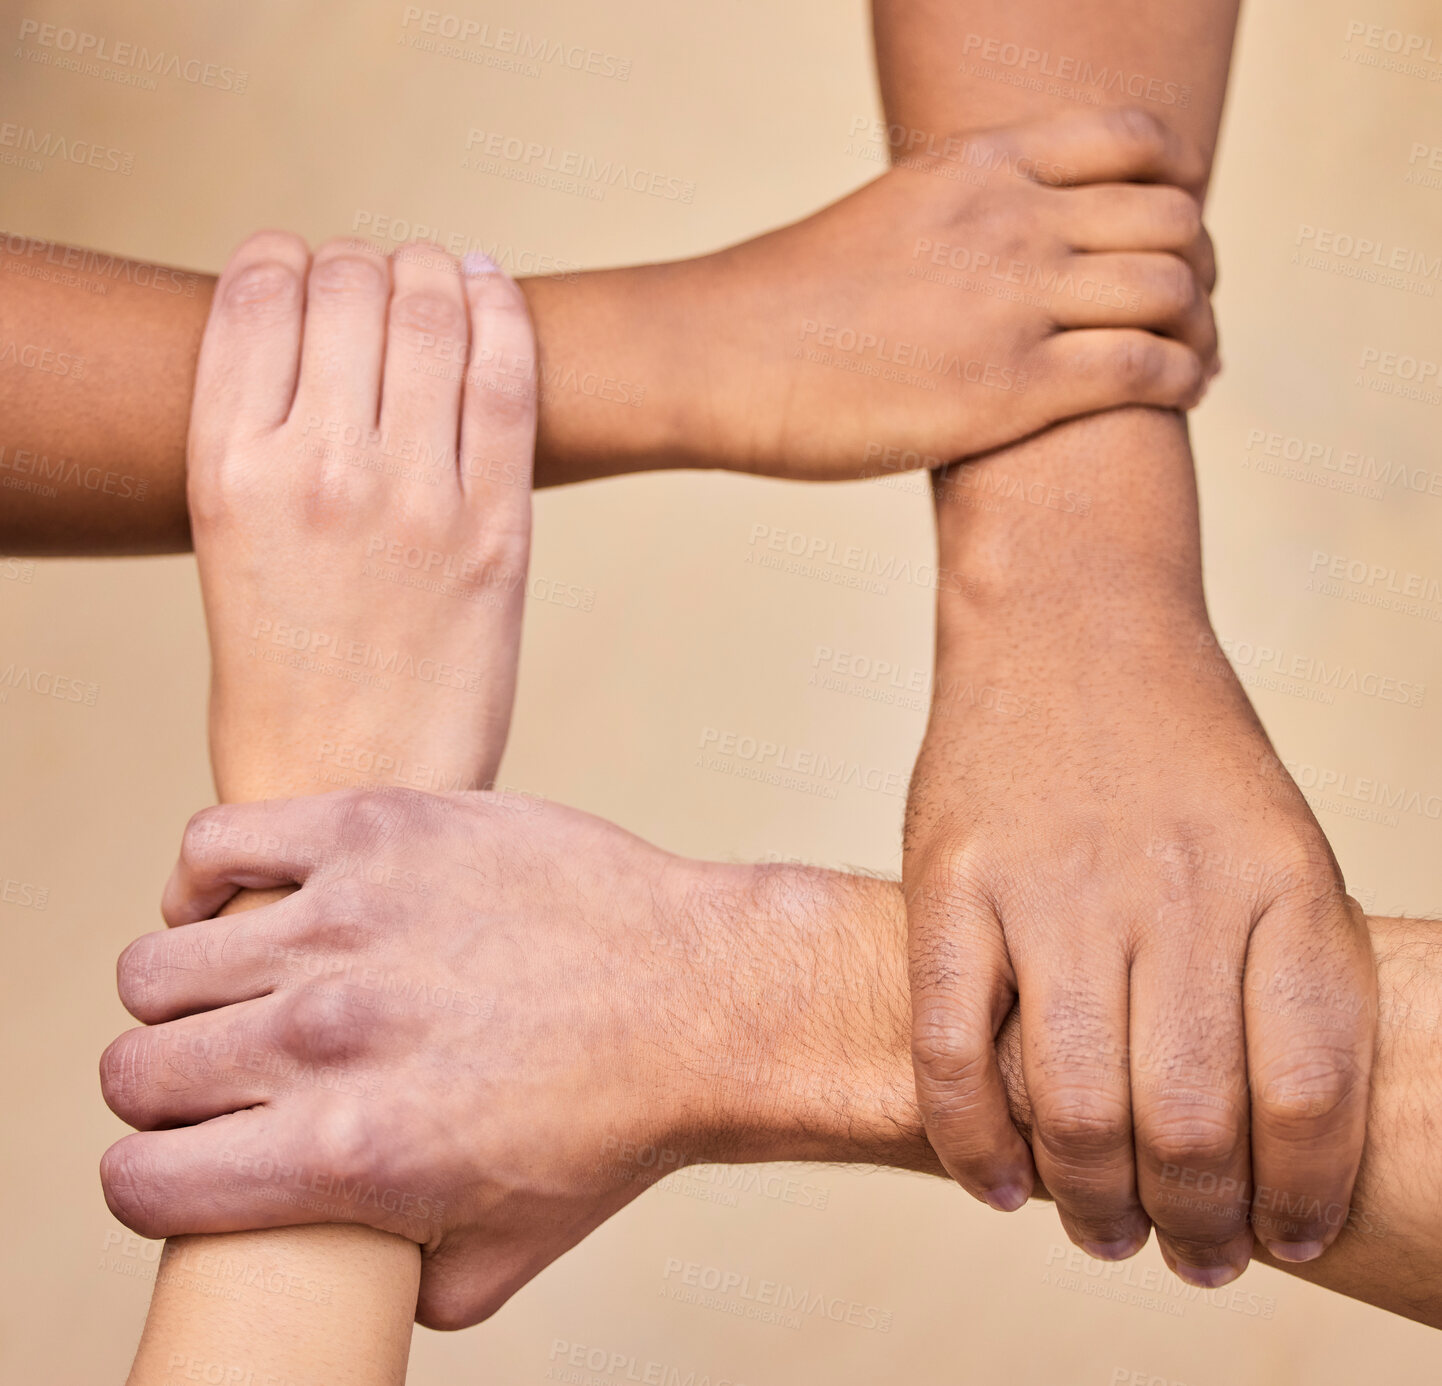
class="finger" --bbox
[1019,939,1147,1259]
[1246,889,1376,1263]
[189,231,309,458]
[289,237,390,429]
[162,796,351,925]
[1187,223,1218,297]
[1049,252,1198,333]
[1054,183,1203,254]
[118,896,311,1023]
[102,1103,440,1245]
[1035,328,1206,417]
[378,241,469,469]
[1130,941,1253,1287]
[458,254,538,522]
[992,107,1208,190]
[1052,253,1217,369]
[909,881,1035,1211]
[99,996,287,1130]
[100,1108,353,1240]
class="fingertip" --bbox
[223,228,310,273]
[982,1175,1033,1213]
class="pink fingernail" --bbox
[462,251,501,277]
[1172,1261,1243,1289]
[983,1183,1029,1212]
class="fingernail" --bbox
[982,1183,1029,1212]
[1082,1236,1145,1263]
[462,251,501,277]
[1266,1239,1326,1264]
[1171,1261,1243,1289]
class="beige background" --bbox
[3,0,1441,1380]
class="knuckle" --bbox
[1155,187,1203,243]
[180,804,230,869]
[100,1136,168,1238]
[1035,1090,1130,1160]
[1199,228,1219,291]
[1254,1055,1359,1133]
[470,362,539,430]
[391,288,467,339]
[116,937,166,1021]
[99,1031,150,1119]
[309,251,388,300]
[1142,1115,1241,1173]
[470,527,530,592]
[1267,849,1346,911]
[336,786,428,852]
[1036,832,1110,898]
[186,466,243,530]
[1114,334,1165,386]
[311,1100,380,1189]
[1160,256,1198,313]
[276,987,370,1065]
[911,1009,990,1088]
[906,841,991,922]
[221,259,302,318]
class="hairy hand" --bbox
[99,792,757,1328]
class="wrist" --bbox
[673,861,936,1173]
[209,714,493,804]
[520,261,713,482]
[932,408,1205,623]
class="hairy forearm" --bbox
[0,239,706,553]
[731,862,1441,1328]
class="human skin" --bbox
[103,788,1442,1333]
[113,232,540,1383]
[0,105,1215,556]
[882,0,1379,1286]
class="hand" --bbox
[186,232,537,802]
[687,106,1217,479]
[904,600,1377,1286]
[99,792,830,1329]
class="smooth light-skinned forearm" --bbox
[0,241,705,554]
[740,863,1439,1328]
[125,889,420,1386]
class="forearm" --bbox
[871,0,1237,614]
[0,238,705,554]
[728,862,1441,1328]
[127,893,420,1385]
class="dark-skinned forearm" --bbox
[0,240,713,554]
[871,0,1237,620]
[745,864,1440,1329]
